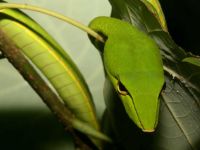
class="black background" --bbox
[160,0,200,55]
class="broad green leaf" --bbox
[104,0,200,149]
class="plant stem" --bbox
[0,3,105,43]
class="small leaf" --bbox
[141,0,168,31]
[182,57,200,67]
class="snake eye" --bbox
[117,81,128,96]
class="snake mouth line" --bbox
[142,128,155,133]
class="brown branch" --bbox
[0,29,92,150]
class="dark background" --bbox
[160,0,200,55]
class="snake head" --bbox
[89,16,164,132]
[103,36,164,132]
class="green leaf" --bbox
[109,0,162,32]
[182,57,200,67]
[140,0,168,31]
[104,0,200,149]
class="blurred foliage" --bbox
[0,109,74,150]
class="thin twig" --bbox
[0,3,105,43]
